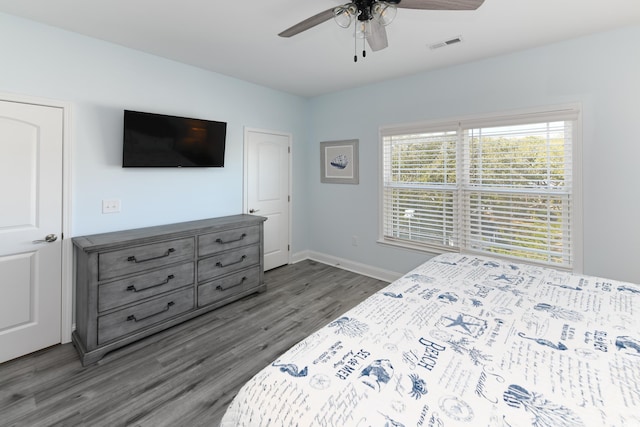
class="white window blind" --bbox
[381,107,579,268]
[382,130,458,248]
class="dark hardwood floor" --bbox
[0,260,389,427]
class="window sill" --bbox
[377,237,575,273]
[376,238,456,256]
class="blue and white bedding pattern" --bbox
[220,253,640,426]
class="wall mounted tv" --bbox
[122,110,227,167]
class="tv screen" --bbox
[122,110,226,167]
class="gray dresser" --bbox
[72,214,266,366]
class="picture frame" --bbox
[320,139,359,184]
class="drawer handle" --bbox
[216,276,247,292]
[127,248,175,263]
[126,275,175,293]
[126,301,175,323]
[216,255,247,268]
[215,233,247,244]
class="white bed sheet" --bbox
[221,253,640,426]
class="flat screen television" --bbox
[122,110,226,167]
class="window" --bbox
[380,106,581,269]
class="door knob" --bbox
[249,209,260,213]
[33,234,58,243]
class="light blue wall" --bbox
[307,25,640,283]
[0,12,310,253]
[2,11,639,283]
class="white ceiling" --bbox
[1,0,639,97]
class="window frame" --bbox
[378,104,583,272]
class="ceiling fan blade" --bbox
[397,0,485,10]
[278,7,337,37]
[367,20,388,52]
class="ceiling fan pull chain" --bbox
[354,20,358,62]
[363,31,367,58]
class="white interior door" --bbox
[245,129,290,271]
[0,100,63,364]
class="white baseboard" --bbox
[290,250,403,283]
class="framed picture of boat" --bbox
[320,139,359,184]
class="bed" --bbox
[220,253,640,426]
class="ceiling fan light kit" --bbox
[334,4,358,28]
[372,2,398,26]
[279,0,485,61]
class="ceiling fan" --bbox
[279,0,485,61]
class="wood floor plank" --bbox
[0,260,389,426]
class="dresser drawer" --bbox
[98,288,194,345]
[98,237,195,281]
[198,266,261,307]
[98,262,194,312]
[198,245,260,282]
[198,225,260,257]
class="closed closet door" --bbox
[244,129,291,271]
[0,99,63,363]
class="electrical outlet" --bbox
[352,235,358,246]
[102,199,121,214]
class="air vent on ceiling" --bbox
[429,36,463,50]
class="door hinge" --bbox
[288,195,290,202]
[288,244,290,251]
